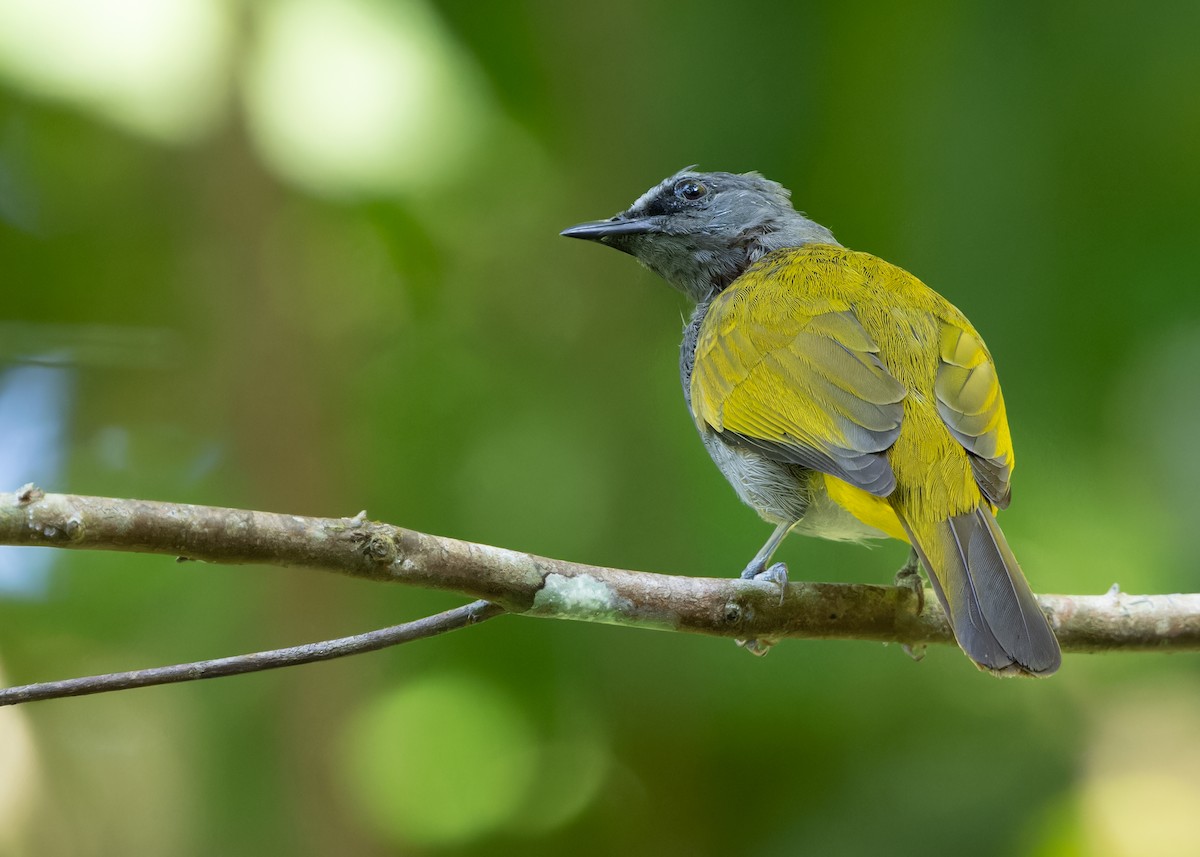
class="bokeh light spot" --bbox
[1077,683,1200,857]
[0,0,231,142]
[243,0,491,197]
[339,673,537,847]
[516,728,610,834]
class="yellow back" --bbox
[689,243,1014,535]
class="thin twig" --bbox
[0,599,504,705]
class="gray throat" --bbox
[677,217,839,305]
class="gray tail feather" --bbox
[901,507,1061,676]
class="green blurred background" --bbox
[1,1,1199,854]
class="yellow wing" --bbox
[934,322,1015,508]
[690,283,907,497]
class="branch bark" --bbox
[2,486,1198,655]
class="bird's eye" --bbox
[673,179,708,201]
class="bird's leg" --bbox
[894,546,927,662]
[893,546,925,613]
[735,521,795,656]
[739,521,793,599]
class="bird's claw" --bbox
[741,560,788,606]
[735,636,778,656]
[894,549,927,663]
[735,561,788,655]
[894,551,925,614]
[757,562,789,606]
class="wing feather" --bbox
[934,323,1015,508]
[692,294,907,497]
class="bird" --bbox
[561,167,1061,677]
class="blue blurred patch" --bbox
[0,358,72,598]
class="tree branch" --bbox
[2,486,1198,662]
[0,600,504,705]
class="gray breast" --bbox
[680,302,809,524]
[679,301,890,542]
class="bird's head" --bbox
[561,168,837,303]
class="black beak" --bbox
[560,215,660,241]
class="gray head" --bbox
[562,168,838,303]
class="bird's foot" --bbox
[740,560,788,606]
[893,549,925,614]
[735,561,788,655]
[894,548,927,662]
[735,636,779,657]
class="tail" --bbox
[900,507,1061,677]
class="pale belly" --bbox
[699,429,891,543]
